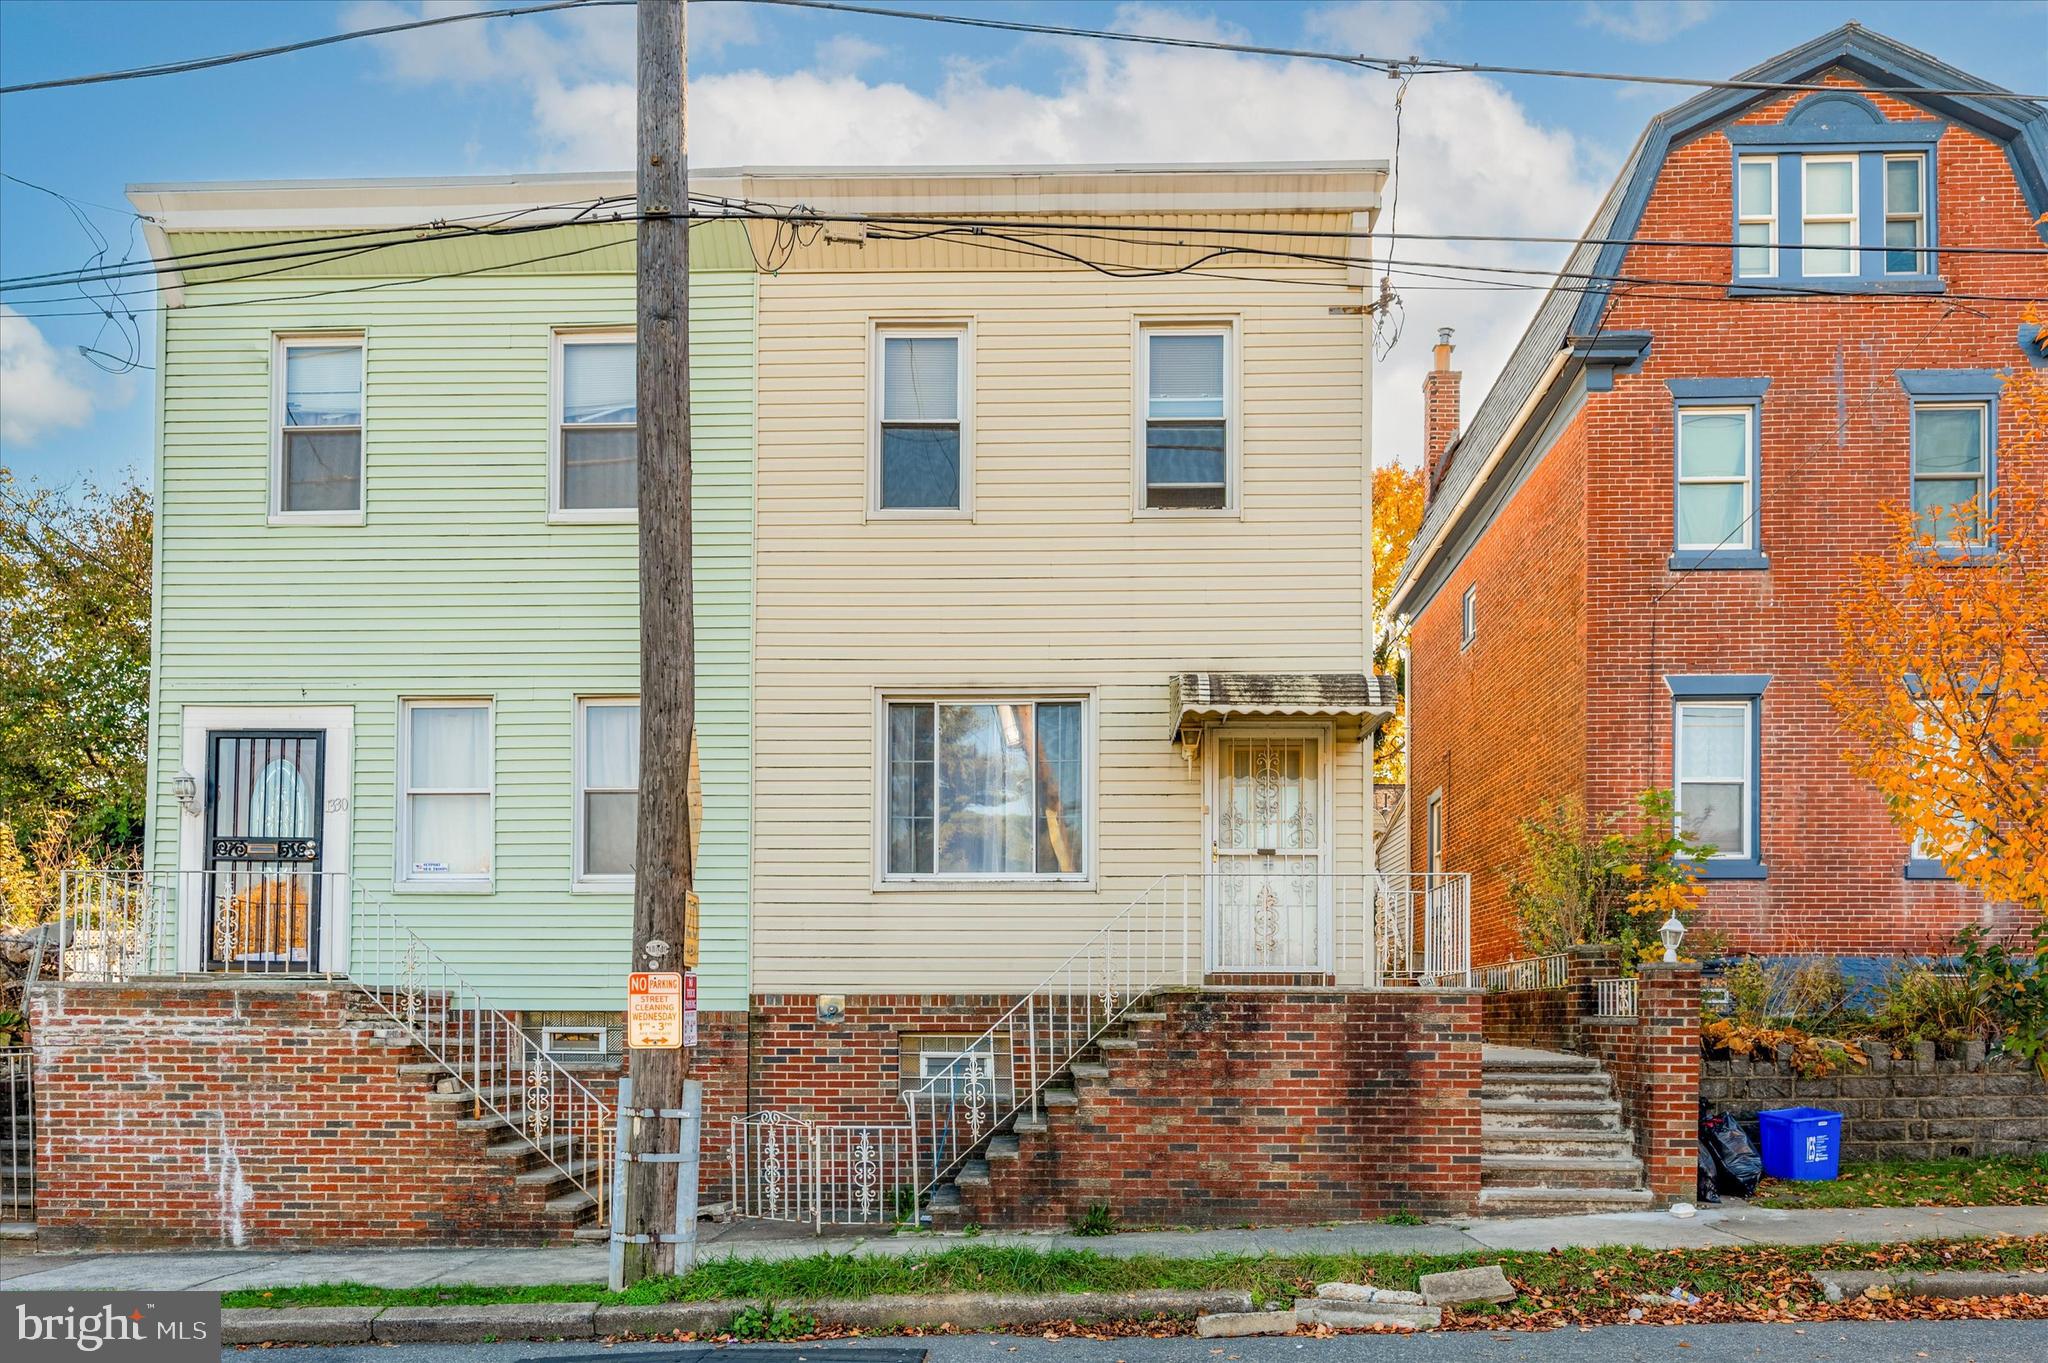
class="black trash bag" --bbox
[1696,1140,1723,1204]
[1701,1109,1763,1197]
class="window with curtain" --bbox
[558,335,637,512]
[402,701,492,881]
[1675,701,1752,859]
[884,699,1085,879]
[578,699,640,883]
[1676,407,1753,551]
[876,331,964,510]
[1912,403,1989,545]
[1800,156,1858,277]
[1142,327,1229,510]
[277,340,363,514]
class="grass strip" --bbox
[1750,1155,2048,1209]
[221,1233,2048,1312]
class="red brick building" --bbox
[1389,26,2048,968]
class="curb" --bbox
[1812,1270,2048,1304]
[222,1289,1256,1345]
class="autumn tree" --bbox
[1824,334,2048,913]
[1371,461,1425,782]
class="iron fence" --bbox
[1,1046,30,1222]
[53,869,351,978]
[1480,953,1569,993]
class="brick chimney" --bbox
[1423,327,1462,504]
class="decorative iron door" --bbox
[204,730,325,971]
[1207,733,1329,973]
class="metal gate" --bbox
[0,1047,30,1222]
[730,1112,914,1229]
[204,729,326,971]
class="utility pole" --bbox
[623,0,690,1285]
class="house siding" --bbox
[146,252,756,1010]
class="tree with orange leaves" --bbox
[1824,328,2048,913]
[1372,462,1425,781]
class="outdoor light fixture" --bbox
[174,770,202,817]
[1661,913,1687,964]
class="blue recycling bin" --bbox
[1758,1107,1842,1181]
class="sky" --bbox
[2,0,2043,496]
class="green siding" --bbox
[147,255,756,1012]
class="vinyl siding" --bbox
[147,260,756,1011]
[751,265,1375,993]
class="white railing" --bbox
[1,1046,31,1222]
[1480,952,1569,994]
[352,900,615,1225]
[1593,977,1639,1020]
[729,1112,914,1228]
[54,869,351,978]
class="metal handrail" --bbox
[1480,952,1570,994]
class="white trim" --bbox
[1133,317,1241,518]
[1800,154,1860,279]
[1736,155,1777,279]
[1674,699,1753,861]
[396,697,496,892]
[1425,788,1444,874]
[1460,584,1477,649]
[1201,724,1337,976]
[270,332,366,526]
[1910,400,1991,545]
[572,695,640,893]
[177,704,354,974]
[870,688,1097,890]
[868,319,974,519]
[1675,405,1756,551]
[548,328,638,525]
[1882,152,1927,275]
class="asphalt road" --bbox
[242,1321,2048,1363]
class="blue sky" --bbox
[2,0,2042,494]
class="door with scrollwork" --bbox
[1206,733,1329,974]
[203,729,325,971]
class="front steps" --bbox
[1478,1045,1654,1214]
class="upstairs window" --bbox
[1800,156,1858,278]
[274,337,364,520]
[1460,585,1477,649]
[1736,157,1777,278]
[1912,403,1990,545]
[1140,324,1233,512]
[1884,155,1927,274]
[1676,407,1755,552]
[875,328,967,513]
[554,333,637,517]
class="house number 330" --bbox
[326,796,350,813]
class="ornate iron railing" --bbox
[1592,977,1640,1020]
[1479,952,1569,994]
[352,900,615,1225]
[0,1046,31,1222]
[53,869,350,978]
[729,1112,913,1228]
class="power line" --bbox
[0,0,630,96]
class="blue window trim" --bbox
[2021,323,2048,368]
[1668,379,1770,571]
[1666,674,1768,880]
[1904,857,1952,881]
[1899,369,2000,560]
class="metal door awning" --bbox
[1168,672,1395,750]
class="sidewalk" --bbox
[4,1204,2043,1293]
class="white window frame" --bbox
[396,698,495,892]
[872,689,1096,889]
[1134,318,1240,518]
[549,329,637,525]
[1674,700,1753,861]
[1800,154,1859,279]
[1675,405,1756,552]
[1883,153,1927,276]
[1911,400,1991,546]
[869,320,973,519]
[572,696,639,892]
[1460,585,1477,650]
[1425,789,1444,873]
[1736,155,1778,279]
[270,333,366,526]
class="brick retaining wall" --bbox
[1582,963,1701,1201]
[1701,1040,2048,1160]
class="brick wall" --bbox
[744,994,1025,1128]
[960,987,1483,1228]
[1480,945,1620,1051]
[30,980,573,1249]
[1582,964,1701,1201]
[1702,1040,2048,1161]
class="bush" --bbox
[1702,957,1867,1078]
[1069,1203,1116,1237]
[1505,789,1710,963]
[1870,965,1994,1046]
[728,1304,815,1341]
[1956,921,2048,1076]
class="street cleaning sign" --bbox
[627,971,684,1049]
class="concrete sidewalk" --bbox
[2,1204,2042,1293]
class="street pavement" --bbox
[212,1321,2048,1363]
[3,1204,2044,1293]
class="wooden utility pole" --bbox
[623,0,690,1285]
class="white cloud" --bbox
[0,306,99,447]
[1578,1,1719,43]
[813,33,888,78]
[351,2,1617,465]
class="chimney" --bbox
[1423,327,1462,504]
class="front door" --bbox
[204,730,326,971]
[1207,732,1329,974]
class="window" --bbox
[1460,585,1477,649]
[1672,696,1761,871]
[1736,156,1777,278]
[1884,155,1927,274]
[883,698,1086,881]
[1139,324,1232,511]
[1801,156,1858,277]
[400,701,492,884]
[1912,403,1989,545]
[554,333,637,516]
[874,328,967,512]
[1425,790,1444,874]
[576,699,639,886]
[274,337,363,519]
[1676,407,1754,551]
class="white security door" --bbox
[1207,733,1329,973]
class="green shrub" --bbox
[1957,921,2048,1077]
[728,1304,815,1341]
[1069,1204,1116,1237]
[1505,789,1710,961]
[1871,965,1994,1046]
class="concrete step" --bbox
[1476,1185,1655,1215]
[1125,1011,1169,1024]
[1479,1077,1612,1104]
[1070,1062,1111,1082]
[1097,1036,1140,1053]
[1481,1153,1645,1191]
[1481,1047,1602,1073]
[987,1135,1021,1161]
[1012,1114,1048,1136]
[545,1188,599,1221]
[1480,1096,1624,1130]
[955,1159,991,1189]
[514,1156,600,1190]
[572,1223,611,1243]
[1042,1088,1079,1108]
[1481,1126,1632,1158]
